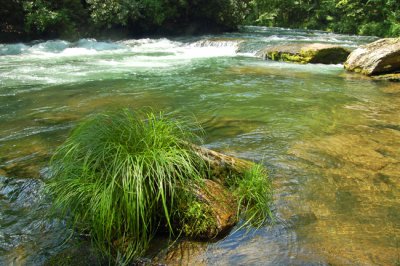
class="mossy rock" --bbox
[257,43,350,64]
[178,179,238,239]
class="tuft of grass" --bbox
[228,163,273,228]
[47,109,206,263]
[47,109,273,263]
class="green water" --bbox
[0,27,399,265]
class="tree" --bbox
[23,0,88,39]
[0,0,25,42]
[246,0,400,37]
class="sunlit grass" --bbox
[46,109,273,263]
[47,109,206,262]
[228,163,273,228]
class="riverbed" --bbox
[0,26,399,265]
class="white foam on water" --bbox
[2,29,370,88]
[96,58,171,68]
[121,37,238,58]
[29,40,70,53]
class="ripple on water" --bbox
[0,176,69,265]
[288,127,400,265]
[0,26,398,265]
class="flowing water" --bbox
[0,26,399,265]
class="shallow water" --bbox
[0,27,399,265]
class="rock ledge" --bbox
[257,43,350,64]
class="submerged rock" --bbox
[257,43,350,64]
[154,240,207,266]
[44,242,103,266]
[370,73,400,82]
[344,38,400,76]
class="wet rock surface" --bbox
[257,43,350,64]
[181,179,238,239]
[192,144,254,183]
[370,73,400,81]
[344,38,400,76]
[153,240,207,266]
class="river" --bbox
[0,26,399,265]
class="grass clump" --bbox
[47,109,206,263]
[228,164,273,227]
[47,108,273,263]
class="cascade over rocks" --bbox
[257,43,350,64]
[344,38,400,76]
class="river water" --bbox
[0,27,399,265]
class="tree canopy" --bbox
[1,0,249,42]
[0,0,398,42]
[246,0,400,37]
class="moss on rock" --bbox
[257,43,350,64]
[178,179,238,239]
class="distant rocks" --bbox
[344,38,400,78]
[257,43,350,64]
[256,38,400,82]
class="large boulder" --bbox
[257,43,350,64]
[344,38,400,76]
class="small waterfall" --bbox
[190,38,243,48]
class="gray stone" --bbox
[344,38,400,76]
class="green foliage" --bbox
[85,0,249,33]
[247,0,400,37]
[389,22,400,37]
[3,0,400,40]
[179,197,216,237]
[1,0,248,41]
[247,0,320,28]
[24,1,65,33]
[47,109,206,263]
[228,164,273,227]
[85,0,140,28]
[22,0,88,39]
[0,0,25,42]
[47,109,274,262]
